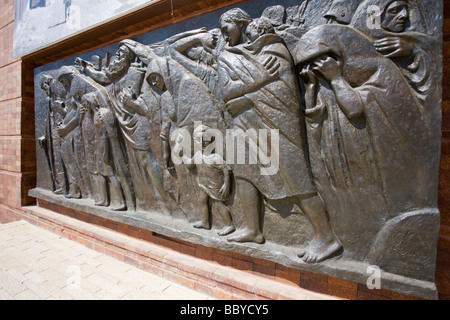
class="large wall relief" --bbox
[31,0,443,299]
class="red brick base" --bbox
[20,203,336,300]
[0,199,425,300]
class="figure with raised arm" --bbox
[218,9,342,263]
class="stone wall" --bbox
[0,0,35,223]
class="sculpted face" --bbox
[41,78,52,96]
[82,93,98,112]
[381,0,409,33]
[147,73,165,92]
[220,19,242,46]
[104,45,134,80]
[245,22,260,43]
[116,46,132,62]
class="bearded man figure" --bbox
[75,42,170,212]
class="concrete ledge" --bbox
[22,204,336,300]
[27,188,438,300]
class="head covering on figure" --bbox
[324,0,362,24]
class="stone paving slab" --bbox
[0,220,216,300]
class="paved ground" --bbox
[0,220,216,300]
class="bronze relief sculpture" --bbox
[32,0,443,299]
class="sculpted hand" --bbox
[263,56,281,78]
[74,57,92,72]
[300,64,317,86]
[313,56,343,82]
[192,27,209,34]
[200,32,219,53]
[172,133,185,156]
[74,57,83,71]
[56,123,65,137]
[118,87,136,106]
[374,37,414,59]
[219,180,230,199]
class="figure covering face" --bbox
[293,21,439,259]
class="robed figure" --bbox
[294,22,440,260]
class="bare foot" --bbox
[218,225,235,236]
[95,199,109,207]
[65,190,81,199]
[227,228,265,244]
[193,221,211,230]
[111,203,127,211]
[298,237,342,263]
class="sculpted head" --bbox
[219,8,252,46]
[381,0,409,33]
[146,72,166,92]
[41,74,54,97]
[57,66,78,91]
[245,18,275,43]
[106,43,136,79]
[81,92,99,112]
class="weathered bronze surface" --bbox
[31,0,443,299]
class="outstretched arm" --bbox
[75,57,112,85]
[168,35,203,75]
[165,28,209,45]
[84,66,112,86]
[168,30,217,79]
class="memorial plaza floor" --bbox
[0,215,333,300]
[0,220,216,300]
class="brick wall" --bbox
[0,0,35,224]
[436,1,450,301]
[0,0,449,300]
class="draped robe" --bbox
[293,24,440,258]
[218,34,316,202]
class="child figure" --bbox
[245,17,276,43]
[173,125,235,236]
